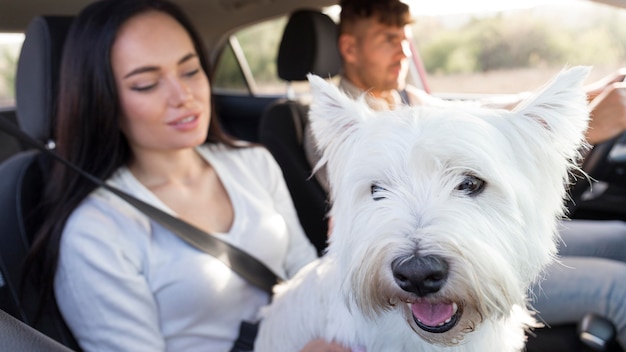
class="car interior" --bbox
[0,2,624,352]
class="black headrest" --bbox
[277,9,341,82]
[15,16,74,143]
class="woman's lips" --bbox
[169,114,199,130]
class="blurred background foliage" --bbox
[0,44,19,106]
[414,6,626,75]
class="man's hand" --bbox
[586,77,626,145]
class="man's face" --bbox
[341,17,411,97]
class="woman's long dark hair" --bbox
[23,0,238,317]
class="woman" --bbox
[25,0,348,351]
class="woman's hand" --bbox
[300,339,355,352]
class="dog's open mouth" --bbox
[410,301,461,333]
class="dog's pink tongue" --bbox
[412,301,454,326]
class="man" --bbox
[334,0,430,109]
[304,0,626,348]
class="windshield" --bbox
[407,0,626,95]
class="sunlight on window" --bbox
[406,0,573,15]
[0,33,24,44]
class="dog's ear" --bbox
[511,66,590,159]
[307,74,372,155]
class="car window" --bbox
[409,1,626,97]
[213,16,289,96]
[0,33,24,108]
[213,39,249,93]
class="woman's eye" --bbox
[131,83,157,92]
[456,174,486,196]
[183,68,200,77]
[371,184,387,201]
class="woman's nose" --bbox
[168,78,192,106]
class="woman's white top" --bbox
[54,144,318,352]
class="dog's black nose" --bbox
[392,255,449,296]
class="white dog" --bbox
[255,67,590,352]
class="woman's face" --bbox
[111,10,211,154]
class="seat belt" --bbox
[399,89,411,106]
[0,117,281,294]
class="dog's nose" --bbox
[392,255,449,296]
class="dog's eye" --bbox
[371,184,387,201]
[456,175,486,196]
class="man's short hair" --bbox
[339,0,413,34]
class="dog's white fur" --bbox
[255,67,590,351]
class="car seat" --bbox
[0,15,80,350]
[258,9,341,255]
[0,308,73,352]
[0,109,25,163]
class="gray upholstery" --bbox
[16,16,73,142]
[0,309,73,352]
[0,109,23,162]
